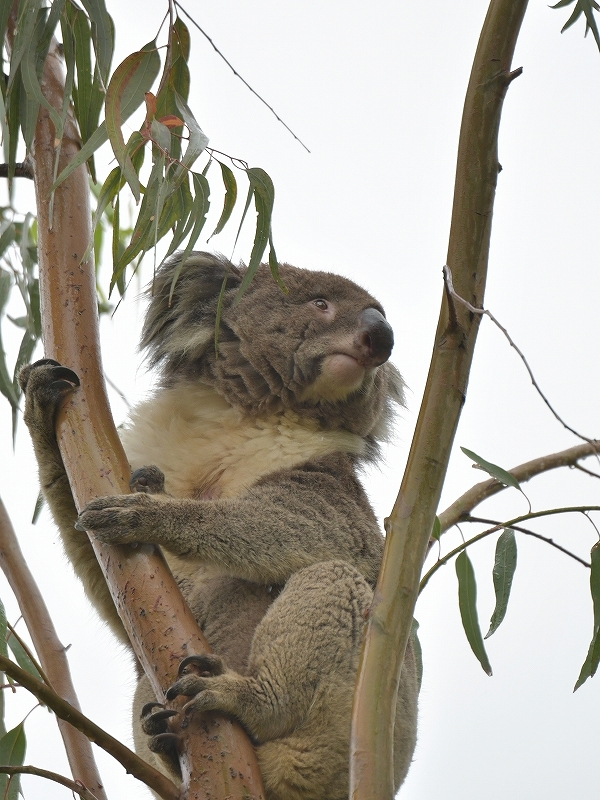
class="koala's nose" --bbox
[355,308,394,367]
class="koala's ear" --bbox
[140,251,242,367]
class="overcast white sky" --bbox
[2,1,600,798]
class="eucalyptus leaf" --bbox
[461,447,521,490]
[7,632,43,682]
[456,550,493,676]
[485,529,517,638]
[0,600,7,660]
[0,722,26,800]
[575,541,600,689]
[53,40,159,190]
[210,161,238,238]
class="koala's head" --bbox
[141,252,404,443]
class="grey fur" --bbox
[20,253,418,800]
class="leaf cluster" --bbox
[0,212,39,437]
[0,598,46,800]
[424,448,600,690]
[1,1,279,303]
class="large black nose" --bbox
[354,308,394,367]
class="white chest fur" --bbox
[120,383,365,500]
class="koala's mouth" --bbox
[300,353,367,403]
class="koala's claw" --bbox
[147,731,181,760]
[178,653,226,678]
[140,703,178,736]
[19,359,80,400]
[130,465,166,495]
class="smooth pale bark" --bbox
[350,2,530,798]
[21,29,265,800]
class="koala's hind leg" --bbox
[253,561,418,800]
[161,561,376,800]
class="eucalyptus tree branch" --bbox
[0,765,101,800]
[0,654,178,800]
[444,265,595,443]
[350,3,529,797]
[0,496,107,800]
[420,506,600,593]
[0,163,33,179]
[439,441,600,532]
[11,15,265,799]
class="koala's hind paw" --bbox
[130,465,166,495]
[165,654,226,703]
[140,702,181,773]
[140,702,178,736]
[178,653,226,678]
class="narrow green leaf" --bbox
[235,167,276,300]
[485,529,518,638]
[6,0,39,92]
[173,91,209,172]
[78,0,115,88]
[0,224,16,260]
[12,331,37,393]
[574,627,600,690]
[590,541,600,628]
[410,619,423,691]
[53,41,159,190]
[575,541,600,690]
[0,601,7,660]
[211,161,238,238]
[20,13,63,140]
[456,550,493,676]
[7,633,43,682]
[5,68,22,175]
[18,79,39,152]
[32,491,45,524]
[0,722,26,800]
[461,447,521,490]
[28,278,41,339]
[0,270,19,408]
[166,172,210,271]
[105,42,160,201]
[551,0,600,50]
[431,516,441,541]
[164,178,194,255]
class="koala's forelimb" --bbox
[77,459,383,586]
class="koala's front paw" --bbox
[19,359,80,430]
[75,493,161,541]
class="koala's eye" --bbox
[312,299,329,310]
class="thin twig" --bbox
[174,2,311,152]
[0,163,34,179]
[0,497,108,800]
[443,264,594,443]
[439,440,600,532]
[420,505,600,593]
[104,372,131,409]
[0,766,99,800]
[467,515,591,567]
[573,462,600,480]
[0,654,179,800]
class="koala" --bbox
[20,252,418,800]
